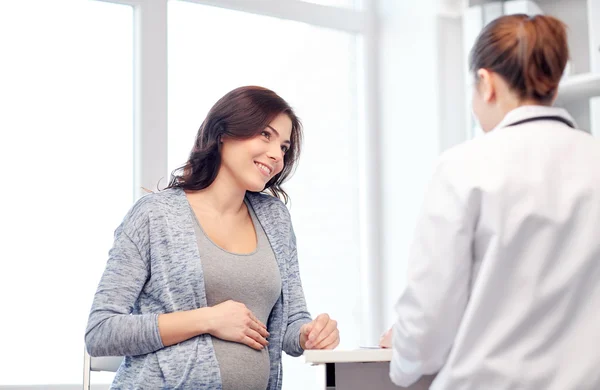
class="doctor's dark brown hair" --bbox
[166,86,303,204]
[469,14,569,104]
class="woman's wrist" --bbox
[299,324,308,350]
[195,307,214,335]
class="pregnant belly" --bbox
[211,337,271,390]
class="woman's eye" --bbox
[281,145,289,154]
[261,130,271,139]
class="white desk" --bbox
[304,349,435,390]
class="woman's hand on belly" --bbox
[206,300,270,351]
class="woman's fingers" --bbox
[305,314,330,348]
[309,318,337,348]
[313,328,340,350]
[242,335,265,351]
[245,328,269,347]
[322,336,340,350]
[249,312,267,331]
[248,316,270,338]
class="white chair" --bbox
[83,348,123,390]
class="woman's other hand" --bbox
[206,300,269,350]
[300,313,340,350]
[379,327,392,348]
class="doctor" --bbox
[386,14,600,390]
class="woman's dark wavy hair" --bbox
[165,86,302,204]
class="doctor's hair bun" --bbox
[469,14,569,104]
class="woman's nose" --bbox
[267,145,283,162]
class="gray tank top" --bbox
[191,200,282,390]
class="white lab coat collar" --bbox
[492,105,578,131]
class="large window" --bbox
[0,0,134,385]
[1,0,380,388]
[168,2,362,388]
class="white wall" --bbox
[377,0,466,329]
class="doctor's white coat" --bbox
[391,106,600,390]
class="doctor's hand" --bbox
[300,313,340,350]
[379,327,392,348]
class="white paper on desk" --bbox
[359,345,383,349]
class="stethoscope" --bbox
[505,115,575,129]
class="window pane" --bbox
[0,0,133,385]
[168,2,362,389]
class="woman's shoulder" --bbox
[122,187,184,229]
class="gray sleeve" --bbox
[85,222,164,357]
[282,227,312,357]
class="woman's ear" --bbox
[477,68,496,103]
[550,88,559,105]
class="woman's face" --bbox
[219,113,293,192]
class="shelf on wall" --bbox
[558,72,600,104]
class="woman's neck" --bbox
[500,94,552,116]
[185,175,247,216]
